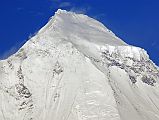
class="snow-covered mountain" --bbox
[0,9,159,120]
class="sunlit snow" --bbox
[0,9,159,120]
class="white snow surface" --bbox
[0,9,159,120]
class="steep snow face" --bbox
[0,9,159,120]
[96,45,159,120]
[0,37,120,120]
[39,9,127,59]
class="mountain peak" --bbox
[38,9,127,57]
[1,9,159,120]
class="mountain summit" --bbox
[0,9,159,120]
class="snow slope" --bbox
[0,9,159,120]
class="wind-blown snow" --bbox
[0,9,159,120]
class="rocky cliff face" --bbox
[0,9,159,120]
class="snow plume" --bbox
[70,6,90,14]
[59,2,72,8]
[0,46,17,59]
[49,0,90,14]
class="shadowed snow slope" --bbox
[0,9,159,120]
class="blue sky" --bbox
[0,0,159,65]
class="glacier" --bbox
[0,9,159,120]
